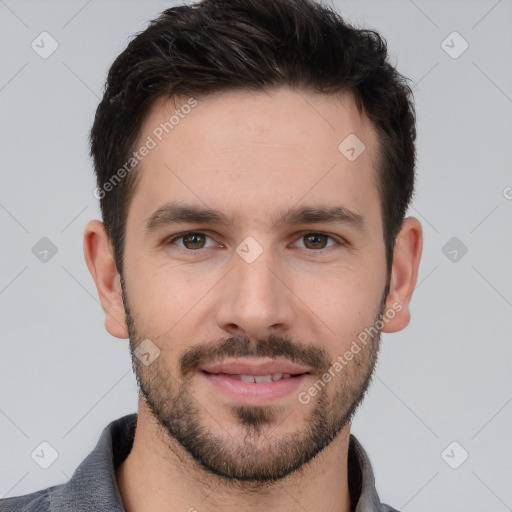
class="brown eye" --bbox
[302,233,330,250]
[166,231,219,254]
[181,233,207,249]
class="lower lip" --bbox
[200,371,309,404]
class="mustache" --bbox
[179,334,332,378]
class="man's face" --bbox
[120,87,389,482]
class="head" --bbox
[84,0,422,484]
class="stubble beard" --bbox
[121,275,385,485]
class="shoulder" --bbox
[0,414,136,512]
[381,504,402,512]
[0,484,63,512]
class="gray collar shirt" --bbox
[0,414,400,512]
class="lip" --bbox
[200,371,309,404]
[200,358,312,376]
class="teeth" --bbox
[255,375,272,383]
[238,372,293,383]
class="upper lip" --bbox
[200,358,311,376]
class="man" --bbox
[0,0,422,510]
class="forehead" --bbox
[127,87,381,231]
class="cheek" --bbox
[126,259,218,332]
[292,265,384,345]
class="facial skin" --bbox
[84,87,422,512]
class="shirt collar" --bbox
[50,413,388,512]
[348,433,387,511]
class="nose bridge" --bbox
[236,249,276,301]
[215,241,294,337]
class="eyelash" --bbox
[165,231,345,255]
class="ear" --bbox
[83,220,129,339]
[382,217,423,333]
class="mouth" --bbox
[201,371,302,383]
[198,359,311,404]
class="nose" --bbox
[214,247,296,340]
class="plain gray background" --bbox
[1,0,511,510]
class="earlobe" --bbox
[382,217,423,333]
[83,220,129,339]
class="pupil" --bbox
[184,233,204,248]
[306,234,326,249]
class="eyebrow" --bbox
[144,201,366,235]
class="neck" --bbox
[116,399,353,512]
